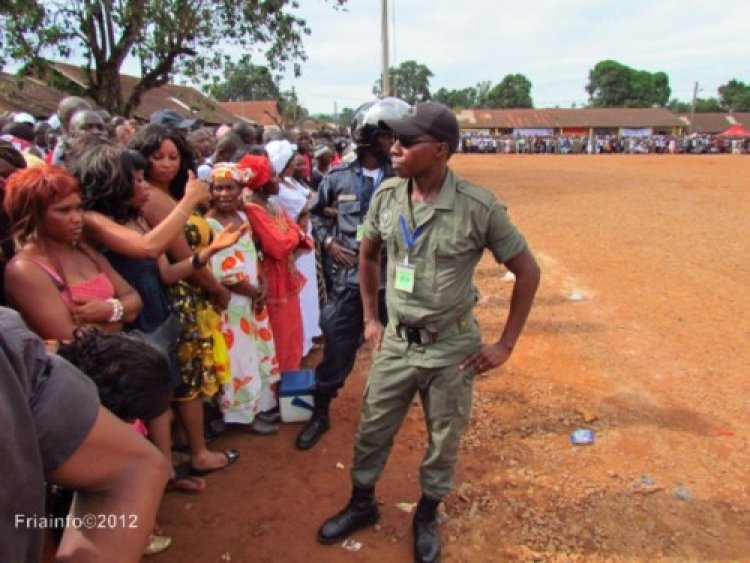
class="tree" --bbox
[718,79,750,111]
[0,0,346,116]
[474,80,492,108]
[206,56,280,102]
[373,60,432,104]
[276,88,308,130]
[432,86,477,109]
[336,106,355,130]
[668,97,723,113]
[312,107,355,131]
[586,60,671,107]
[485,73,533,108]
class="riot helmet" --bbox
[350,97,410,148]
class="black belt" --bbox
[395,316,472,346]
[396,324,430,345]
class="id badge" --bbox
[356,224,365,242]
[394,262,416,293]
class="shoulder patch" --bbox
[378,208,394,237]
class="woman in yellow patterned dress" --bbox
[130,124,239,476]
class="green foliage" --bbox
[0,0,346,116]
[277,88,308,129]
[206,56,280,102]
[586,60,670,107]
[718,79,750,111]
[668,97,723,113]
[696,98,723,112]
[475,80,492,108]
[432,86,477,108]
[668,99,691,113]
[373,60,433,104]
[486,74,533,108]
[311,107,353,131]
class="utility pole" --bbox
[689,81,699,134]
[381,0,390,97]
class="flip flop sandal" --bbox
[166,463,207,493]
[144,534,172,556]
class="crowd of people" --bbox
[1,98,540,563]
[460,132,750,154]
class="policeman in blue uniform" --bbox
[295,98,410,450]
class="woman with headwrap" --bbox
[266,140,321,358]
[205,161,280,434]
[242,154,313,372]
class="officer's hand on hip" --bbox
[364,318,384,353]
[460,341,513,374]
[328,239,357,268]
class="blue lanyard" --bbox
[399,214,425,252]
[399,178,428,255]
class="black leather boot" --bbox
[317,486,379,544]
[295,395,331,450]
[413,495,441,563]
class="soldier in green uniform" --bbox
[316,102,540,563]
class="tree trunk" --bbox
[88,63,126,116]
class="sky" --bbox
[273,0,750,115]
[4,0,747,116]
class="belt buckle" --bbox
[405,326,422,345]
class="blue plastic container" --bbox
[279,369,316,423]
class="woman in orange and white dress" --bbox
[205,161,280,433]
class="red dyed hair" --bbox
[3,165,80,245]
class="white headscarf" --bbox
[265,139,297,175]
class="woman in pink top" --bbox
[3,165,142,340]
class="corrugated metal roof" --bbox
[676,112,750,134]
[0,74,68,117]
[677,113,734,134]
[47,62,240,124]
[218,101,281,127]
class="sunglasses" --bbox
[395,135,441,149]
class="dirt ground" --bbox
[154,154,750,562]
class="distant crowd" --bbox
[460,132,750,155]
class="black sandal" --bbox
[166,463,206,493]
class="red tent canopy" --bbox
[718,123,750,138]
